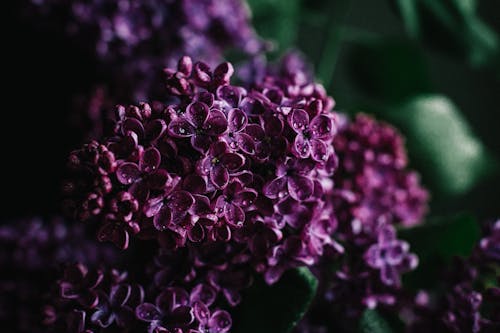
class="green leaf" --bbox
[232,267,318,333]
[399,214,481,289]
[358,309,394,333]
[247,0,301,54]
[393,0,499,67]
[383,94,496,195]
[345,40,431,103]
[395,0,420,38]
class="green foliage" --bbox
[358,309,394,333]
[394,0,499,67]
[232,267,318,333]
[381,95,496,196]
[346,40,431,103]
[247,0,301,54]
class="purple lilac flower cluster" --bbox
[45,242,245,332]
[45,263,145,332]
[63,55,340,285]
[0,217,118,332]
[332,114,429,232]
[295,114,428,331]
[29,0,262,65]
[400,220,500,333]
[441,220,500,333]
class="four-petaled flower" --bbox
[364,225,418,286]
[199,141,245,189]
[288,108,335,161]
[215,180,257,227]
[136,287,195,332]
[168,101,228,153]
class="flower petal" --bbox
[191,133,212,153]
[193,62,212,85]
[224,203,245,227]
[210,141,229,157]
[287,175,314,201]
[144,196,164,218]
[145,119,166,142]
[205,109,228,136]
[208,310,232,333]
[310,139,328,162]
[364,245,383,268]
[193,301,210,323]
[220,153,245,171]
[263,177,287,199]
[211,165,229,189]
[228,108,248,132]
[135,303,161,322]
[153,207,172,231]
[190,284,217,306]
[234,189,257,208]
[289,109,309,133]
[213,225,231,242]
[234,133,255,155]
[378,225,397,244]
[110,284,131,307]
[116,162,141,185]
[213,62,234,86]
[380,265,400,286]
[245,123,265,141]
[294,134,311,158]
[310,114,334,138]
[168,191,195,212]
[264,266,285,285]
[188,223,205,242]
[217,85,241,107]
[139,147,161,172]
[186,101,209,127]
[183,174,207,194]
[168,118,195,137]
[170,305,195,326]
[122,117,145,138]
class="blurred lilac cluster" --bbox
[30,0,262,65]
[0,218,118,332]
[401,220,500,333]
[25,0,266,139]
[295,114,429,332]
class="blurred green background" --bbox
[246,0,500,220]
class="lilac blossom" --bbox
[45,264,145,332]
[0,217,118,332]
[64,55,341,288]
[332,114,429,231]
[364,225,418,287]
[26,0,265,99]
